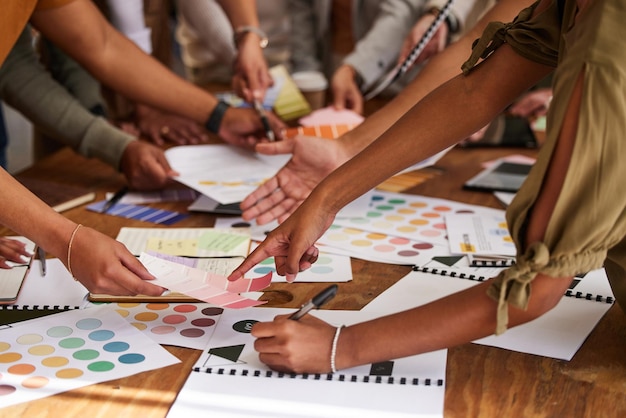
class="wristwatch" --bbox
[233,26,269,49]
[205,100,230,134]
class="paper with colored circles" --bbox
[139,253,271,309]
[165,144,291,204]
[0,304,179,408]
[331,191,506,247]
[103,302,225,350]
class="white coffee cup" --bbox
[291,71,328,110]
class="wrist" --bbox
[233,26,268,49]
[204,100,231,135]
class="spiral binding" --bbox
[413,266,487,282]
[0,305,80,311]
[192,366,444,386]
[414,266,615,304]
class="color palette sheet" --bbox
[116,227,251,258]
[332,191,505,247]
[139,253,271,309]
[87,201,188,225]
[95,302,225,350]
[165,144,290,204]
[0,305,179,408]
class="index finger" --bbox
[227,243,275,282]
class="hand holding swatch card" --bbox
[139,252,271,308]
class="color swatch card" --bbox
[332,191,505,247]
[445,213,516,257]
[100,302,225,350]
[116,227,251,258]
[139,253,271,309]
[0,304,179,408]
[87,200,188,225]
[246,242,353,283]
[165,144,290,204]
[170,307,446,418]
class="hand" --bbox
[331,65,364,114]
[0,237,32,268]
[67,225,165,296]
[240,135,349,225]
[508,88,553,118]
[230,190,337,282]
[397,13,449,67]
[119,140,179,190]
[252,314,337,373]
[232,34,273,103]
[134,103,208,146]
[219,107,285,149]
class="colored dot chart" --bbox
[332,191,505,247]
[102,302,225,350]
[0,305,179,408]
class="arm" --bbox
[216,0,272,102]
[30,0,282,148]
[252,47,584,375]
[241,0,535,223]
[0,29,176,190]
[0,169,164,296]
[233,43,552,281]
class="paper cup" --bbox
[292,71,328,110]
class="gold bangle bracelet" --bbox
[67,224,83,280]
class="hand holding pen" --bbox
[289,285,338,320]
[253,98,276,142]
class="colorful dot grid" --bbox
[105,302,225,350]
[0,305,179,409]
[332,192,505,247]
[316,224,451,266]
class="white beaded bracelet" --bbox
[330,325,345,373]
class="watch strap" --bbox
[205,100,230,134]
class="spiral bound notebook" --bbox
[168,307,447,418]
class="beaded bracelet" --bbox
[67,224,83,279]
[330,325,345,373]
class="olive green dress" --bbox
[462,0,626,334]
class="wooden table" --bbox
[2,145,626,417]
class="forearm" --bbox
[0,29,133,168]
[0,170,76,259]
[338,273,572,368]
[30,0,218,124]
[216,0,260,29]
[321,46,551,214]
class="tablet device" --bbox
[461,115,538,148]
[463,160,533,193]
